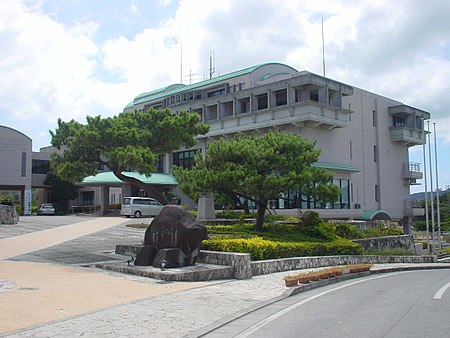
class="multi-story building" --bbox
[123,62,429,225]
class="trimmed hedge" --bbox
[200,236,363,260]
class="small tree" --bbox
[50,109,209,204]
[173,131,339,232]
[44,171,78,213]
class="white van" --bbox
[120,197,164,218]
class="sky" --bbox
[1,0,450,193]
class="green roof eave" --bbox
[80,171,177,186]
[360,210,392,221]
[313,162,360,173]
[133,62,298,106]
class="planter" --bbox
[284,278,298,287]
[319,273,330,279]
[310,274,320,282]
[298,276,311,284]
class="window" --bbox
[310,89,319,102]
[274,89,287,106]
[21,153,27,177]
[81,191,94,205]
[393,116,406,127]
[238,97,250,114]
[207,88,225,97]
[349,141,352,159]
[155,154,164,173]
[375,185,379,203]
[372,110,377,127]
[256,93,268,110]
[373,145,378,163]
[267,179,351,210]
[32,159,50,174]
[173,149,199,169]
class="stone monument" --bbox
[134,205,208,268]
[0,203,19,224]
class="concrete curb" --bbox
[187,264,450,338]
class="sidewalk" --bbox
[1,216,450,337]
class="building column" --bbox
[100,185,110,215]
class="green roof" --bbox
[126,62,298,109]
[360,210,392,221]
[81,171,177,186]
[135,84,186,100]
[313,162,360,173]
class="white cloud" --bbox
[2,0,450,149]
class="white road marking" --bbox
[434,282,450,300]
[234,273,403,338]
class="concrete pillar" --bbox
[197,192,215,220]
[100,185,110,215]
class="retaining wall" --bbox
[352,235,416,253]
[115,244,437,281]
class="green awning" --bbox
[360,210,392,221]
[80,171,177,186]
[313,162,360,173]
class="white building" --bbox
[123,62,429,225]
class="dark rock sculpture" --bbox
[134,205,208,268]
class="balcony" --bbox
[390,127,426,146]
[404,199,425,217]
[403,162,423,185]
[388,105,430,147]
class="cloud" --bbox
[0,0,105,124]
[2,0,450,149]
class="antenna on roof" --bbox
[322,17,326,77]
[209,50,215,79]
[180,43,183,83]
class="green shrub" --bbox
[200,237,362,260]
[334,223,365,239]
[299,223,336,241]
[300,210,323,227]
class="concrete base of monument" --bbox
[95,260,235,281]
[103,244,253,281]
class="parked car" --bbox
[120,197,164,218]
[38,203,56,215]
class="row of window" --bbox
[32,159,50,174]
[268,179,351,210]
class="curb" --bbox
[188,265,450,337]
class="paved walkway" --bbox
[0,216,449,337]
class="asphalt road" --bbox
[206,269,450,338]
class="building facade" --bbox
[124,62,429,223]
[0,125,34,215]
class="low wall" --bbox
[250,254,437,276]
[115,244,437,280]
[352,235,416,253]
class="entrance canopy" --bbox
[360,210,392,221]
[80,171,177,186]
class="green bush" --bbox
[334,223,365,239]
[299,223,336,241]
[300,210,323,227]
[200,237,362,260]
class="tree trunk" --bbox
[113,171,169,205]
[255,199,267,232]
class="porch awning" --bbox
[360,210,392,221]
[80,171,177,186]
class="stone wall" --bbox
[352,235,416,253]
[116,244,437,281]
[0,205,19,224]
[250,254,437,276]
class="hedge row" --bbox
[200,236,363,261]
